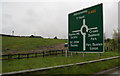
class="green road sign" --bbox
[68,4,104,53]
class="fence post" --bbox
[56,50,57,55]
[35,53,37,57]
[8,54,9,59]
[76,52,78,55]
[27,54,29,58]
[43,51,44,57]
[8,54,12,59]
[49,51,51,55]
[61,50,64,56]
[18,54,20,59]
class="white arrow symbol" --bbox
[72,19,98,51]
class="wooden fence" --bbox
[1,49,65,60]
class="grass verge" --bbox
[30,58,119,74]
[34,59,120,74]
[2,52,119,73]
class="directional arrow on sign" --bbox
[72,19,98,51]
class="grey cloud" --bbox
[2,14,12,19]
[2,2,118,39]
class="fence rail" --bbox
[1,49,65,60]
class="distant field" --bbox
[2,37,66,53]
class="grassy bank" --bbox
[35,58,119,74]
[2,37,66,52]
[2,52,119,73]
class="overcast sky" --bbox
[1,0,119,39]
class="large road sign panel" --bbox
[68,4,104,52]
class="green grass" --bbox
[1,37,119,74]
[2,51,119,73]
[2,37,66,51]
[38,58,119,74]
